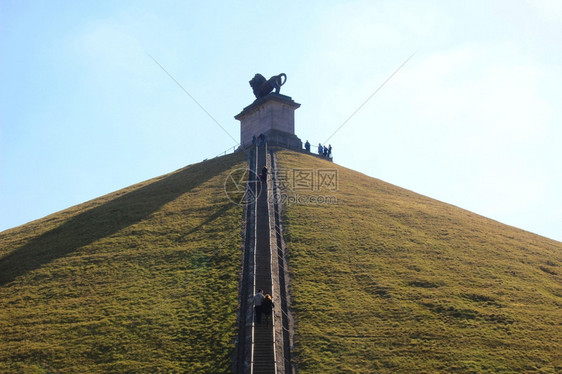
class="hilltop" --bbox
[1,149,561,373]
[276,150,562,373]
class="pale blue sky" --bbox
[1,0,561,241]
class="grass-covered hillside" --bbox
[0,152,246,373]
[277,150,562,374]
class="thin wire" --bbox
[324,52,416,144]
[147,53,239,144]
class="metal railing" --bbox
[210,140,334,161]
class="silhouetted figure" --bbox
[261,166,268,182]
[305,140,310,152]
[254,289,265,324]
[323,145,328,157]
[258,133,266,146]
[328,144,332,157]
[262,294,274,326]
[318,143,323,155]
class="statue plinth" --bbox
[235,93,302,149]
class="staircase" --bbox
[236,144,292,374]
[252,145,276,373]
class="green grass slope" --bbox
[277,150,562,374]
[0,152,246,373]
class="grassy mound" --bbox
[0,152,246,373]
[277,150,562,373]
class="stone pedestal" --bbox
[235,93,302,149]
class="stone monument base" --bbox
[261,128,302,150]
[235,93,302,150]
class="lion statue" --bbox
[249,73,287,99]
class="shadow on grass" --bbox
[183,203,234,238]
[0,154,242,286]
